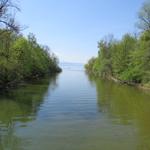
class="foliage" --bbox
[85,0,150,86]
[0,1,61,89]
[85,31,150,85]
[0,30,61,89]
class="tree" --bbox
[97,35,115,77]
[137,0,150,31]
[112,34,137,79]
[0,0,20,32]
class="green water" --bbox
[0,67,150,150]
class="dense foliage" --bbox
[85,0,150,87]
[0,0,61,89]
[0,31,61,88]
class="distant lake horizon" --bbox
[60,62,84,71]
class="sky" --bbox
[16,0,144,63]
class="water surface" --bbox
[0,64,150,150]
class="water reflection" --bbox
[0,75,59,150]
[87,74,150,150]
[1,69,150,150]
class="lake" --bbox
[0,63,150,150]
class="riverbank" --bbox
[0,1,62,91]
[85,69,150,91]
[0,30,62,91]
[85,31,150,91]
[109,76,150,91]
[0,70,62,92]
[85,2,150,90]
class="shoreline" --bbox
[86,70,150,91]
[0,71,62,92]
[109,76,150,91]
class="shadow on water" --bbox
[87,74,150,150]
[0,74,59,150]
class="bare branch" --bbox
[0,0,20,32]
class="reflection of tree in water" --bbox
[87,75,150,150]
[0,74,59,150]
[0,123,22,150]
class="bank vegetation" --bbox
[85,0,150,89]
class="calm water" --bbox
[0,64,150,150]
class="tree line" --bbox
[85,0,150,88]
[0,0,61,89]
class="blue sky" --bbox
[16,0,144,63]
